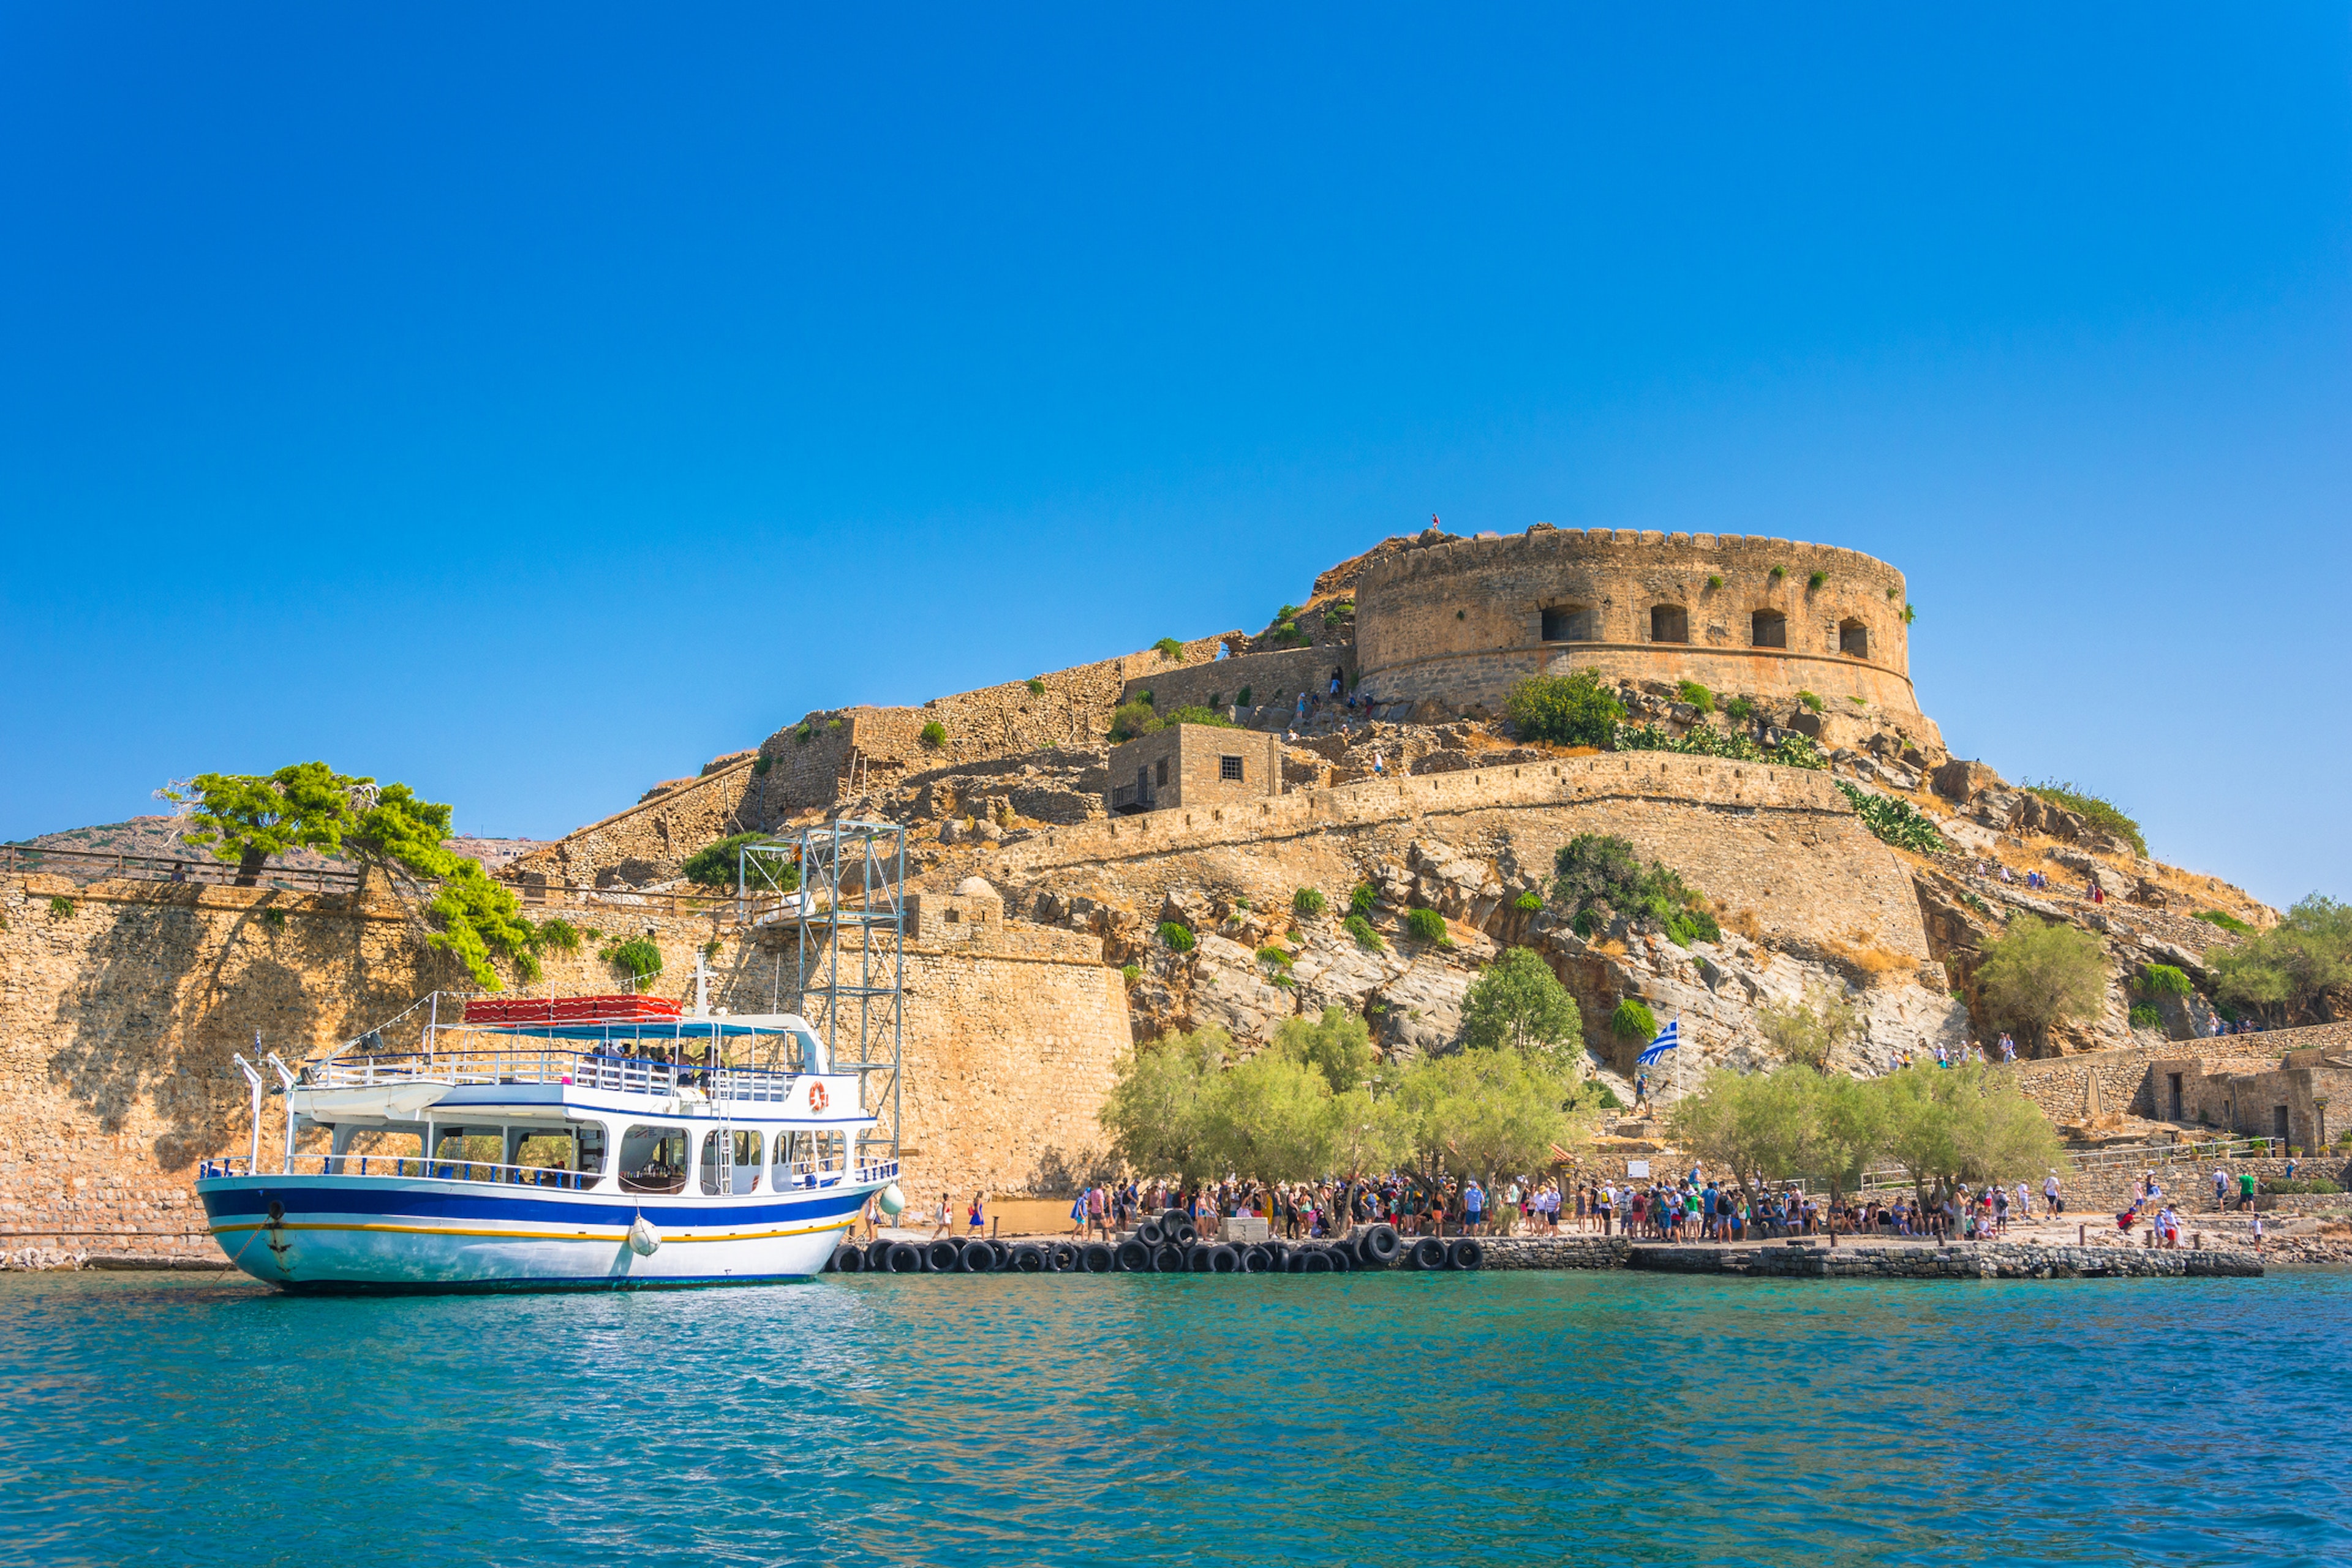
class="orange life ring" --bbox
[809,1082,829,1114]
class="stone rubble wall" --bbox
[1118,645,1355,717]
[2009,1024,2352,1122]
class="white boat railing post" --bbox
[232,1050,265,1173]
[265,1054,299,1172]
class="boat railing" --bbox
[195,1153,603,1188]
[311,1048,804,1102]
[196,1152,903,1190]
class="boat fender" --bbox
[628,1215,661,1256]
[877,1183,907,1218]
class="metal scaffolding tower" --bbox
[780,818,905,1167]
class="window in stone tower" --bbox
[1649,605,1688,644]
[1540,603,1596,642]
[1751,609,1787,649]
[1839,619,1869,658]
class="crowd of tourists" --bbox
[1045,1164,2076,1246]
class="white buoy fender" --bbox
[627,1215,661,1256]
[876,1183,907,1218]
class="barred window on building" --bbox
[1219,755,1244,782]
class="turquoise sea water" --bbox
[2,1267,2346,1567]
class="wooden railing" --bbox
[0,842,361,894]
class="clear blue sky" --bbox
[4,6,2347,909]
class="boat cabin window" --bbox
[619,1125,688,1194]
[700,1129,764,1194]
[771,1129,846,1187]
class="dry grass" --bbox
[1593,937,1629,958]
[1823,927,1914,981]
[1722,907,1766,944]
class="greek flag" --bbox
[1637,1019,1679,1065]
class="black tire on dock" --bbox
[1264,1241,1289,1271]
[1207,1243,1241,1273]
[1048,1240,1079,1272]
[1009,1243,1047,1273]
[1449,1238,1485,1271]
[831,1243,861,1273]
[1359,1224,1401,1264]
[983,1239,1010,1268]
[1329,1235,1360,1265]
[1136,1219,1165,1247]
[865,1240,894,1270]
[1174,1223,1199,1246]
[957,1240,994,1273]
[925,1239,961,1272]
[1161,1208,1186,1229]
[1329,1245,1355,1272]
[1151,1244,1186,1273]
[1183,1244,1212,1273]
[1080,1242,1115,1273]
[1409,1237,1450,1270]
[887,1242,924,1273]
[1300,1248,1333,1273]
[1238,1245,1272,1273]
[1114,1238,1150,1272]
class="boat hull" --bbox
[196,1174,873,1292]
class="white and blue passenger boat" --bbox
[194,992,900,1292]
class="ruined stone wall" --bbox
[2009,1025,2352,1124]
[993,752,1934,965]
[511,760,757,889]
[1118,645,1354,716]
[0,869,1127,1257]
[1353,529,1919,715]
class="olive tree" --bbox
[1973,914,2108,1053]
[1461,946,1583,1069]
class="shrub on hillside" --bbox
[1975,914,2106,1052]
[1553,834,1719,948]
[1675,680,1714,714]
[1026,677,1047,695]
[1158,921,1196,953]
[1610,998,1658,1041]
[1349,882,1376,918]
[2025,780,2147,856]
[1797,690,1823,712]
[1404,907,1450,944]
[2138,963,2193,998]
[533,918,582,954]
[1724,696,1755,722]
[1835,780,1947,853]
[1160,705,1236,728]
[683,832,798,892]
[1154,637,1186,661]
[601,937,663,986]
[1109,700,1161,742]
[919,721,948,748]
[1506,668,1624,747]
[2194,910,2252,935]
[1343,913,1384,951]
[1293,887,1327,918]
[2128,1003,2163,1030]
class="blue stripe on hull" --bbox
[197,1178,867,1230]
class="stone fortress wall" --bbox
[995,750,1935,969]
[1352,529,1921,717]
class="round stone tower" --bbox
[1352,527,1921,717]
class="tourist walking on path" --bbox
[968,1191,987,1235]
[2237,1170,2256,1212]
[930,1191,954,1240]
[2045,1170,2064,1216]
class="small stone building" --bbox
[2151,1046,2352,1152]
[1105,724,1283,816]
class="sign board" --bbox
[1626,1159,1651,1178]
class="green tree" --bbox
[1273,1006,1376,1096]
[1099,1027,1229,1185]
[1461,946,1583,1069]
[1973,914,2108,1052]
[1875,1060,2062,1205]
[2209,895,2352,1027]
[1757,986,1863,1073]
[1392,1048,1579,1198]
[1667,1066,1823,1195]
[1610,997,1658,1042]
[1506,669,1624,747]
[167,764,537,990]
